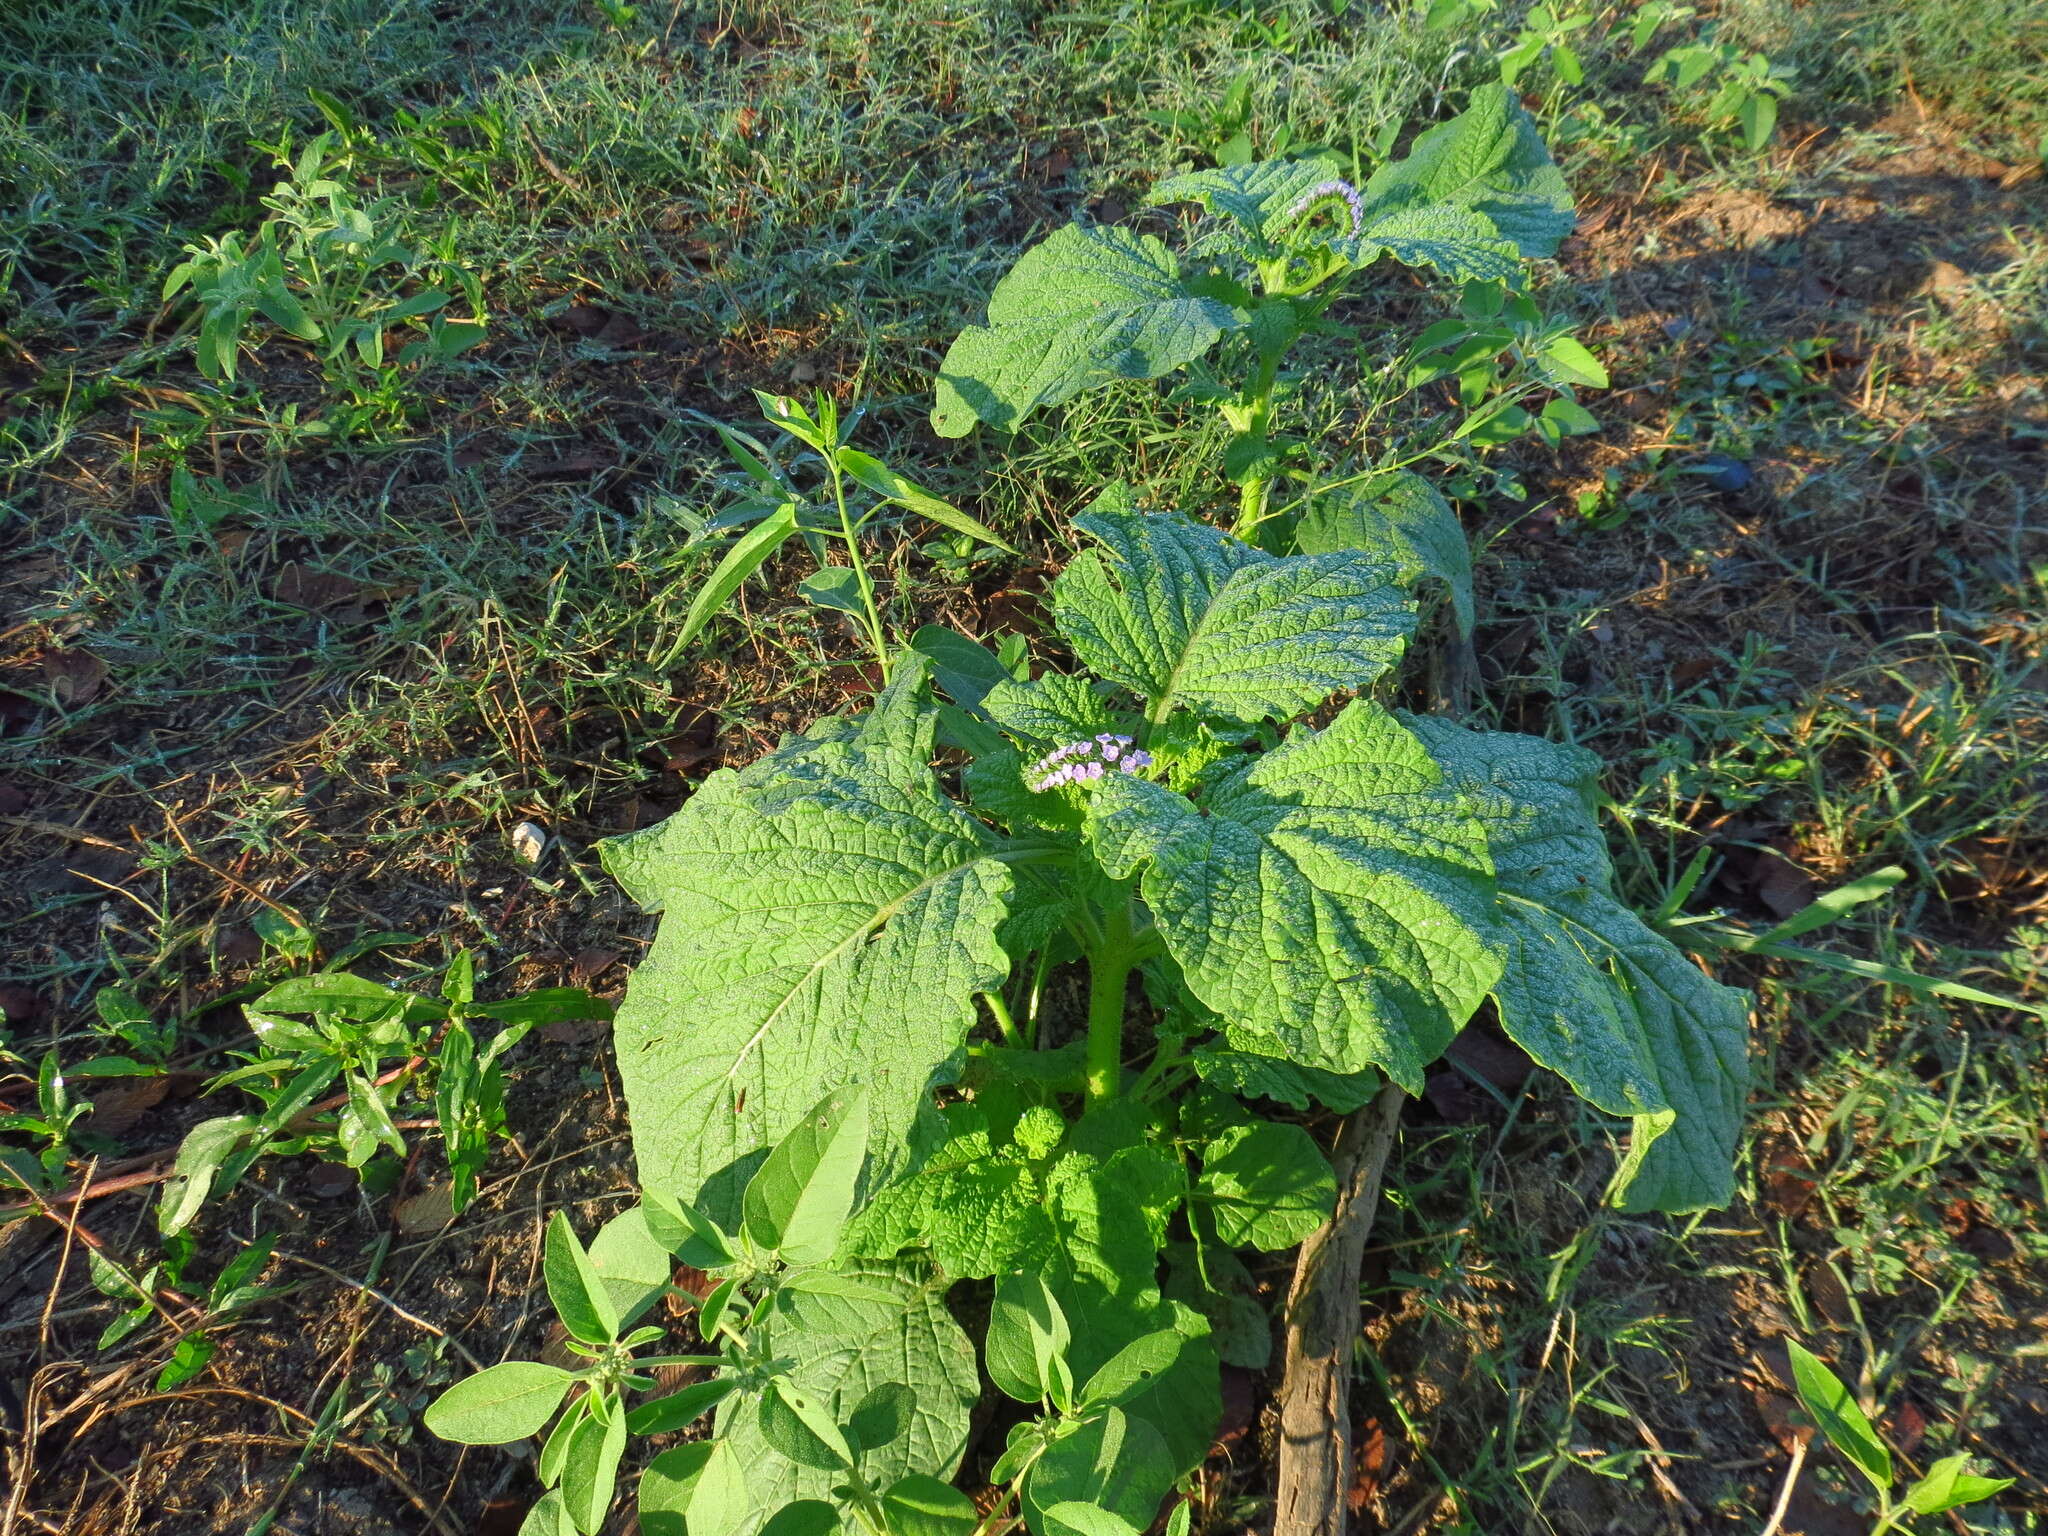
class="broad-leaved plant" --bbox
[431,487,1750,1535]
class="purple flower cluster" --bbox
[1026,734,1154,792]
[1283,178,1367,238]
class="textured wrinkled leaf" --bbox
[713,1265,978,1536]
[1053,504,1412,724]
[1787,1341,1892,1491]
[1402,718,1749,1212]
[1189,1027,1380,1112]
[1343,203,1523,284]
[1090,701,1504,1091]
[1296,471,1474,641]
[932,224,1246,437]
[1359,83,1575,259]
[424,1361,573,1444]
[1146,154,1345,242]
[983,671,1120,745]
[640,1439,752,1536]
[601,669,1016,1221]
[741,1087,870,1264]
[1195,1122,1336,1250]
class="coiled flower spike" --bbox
[1025,734,1154,792]
[1282,178,1367,239]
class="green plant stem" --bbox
[981,989,1024,1050]
[1083,896,1137,1108]
[825,457,892,684]
[1231,348,1284,538]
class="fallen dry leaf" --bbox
[271,561,361,610]
[303,1162,357,1200]
[571,948,620,985]
[42,647,106,705]
[85,1076,170,1138]
[395,1183,457,1233]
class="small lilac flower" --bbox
[1024,732,1154,793]
[1283,178,1366,239]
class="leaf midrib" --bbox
[719,844,999,1085]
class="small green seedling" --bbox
[159,950,610,1236]
[1787,1341,2013,1532]
[664,390,1017,679]
[162,131,487,436]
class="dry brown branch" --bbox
[1272,1082,1405,1536]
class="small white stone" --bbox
[511,821,549,865]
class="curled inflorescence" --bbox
[1025,734,1154,792]
[1283,178,1366,238]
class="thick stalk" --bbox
[1082,896,1136,1108]
[1231,347,1285,539]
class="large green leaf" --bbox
[1146,154,1346,244]
[932,223,1247,437]
[1193,1121,1336,1250]
[1089,701,1503,1092]
[1358,83,1576,260]
[1052,503,1413,724]
[1345,203,1523,284]
[1148,153,1521,283]
[1402,718,1750,1213]
[601,668,1016,1220]
[1296,471,1475,642]
[714,1265,978,1536]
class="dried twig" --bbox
[1272,1083,1405,1536]
[1758,1436,1808,1536]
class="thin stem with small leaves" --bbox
[824,455,892,685]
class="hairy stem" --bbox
[981,989,1024,1050]
[1231,347,1284,539]
[1083,897,1137,1108]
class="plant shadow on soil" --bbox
[2,82,2046,1536]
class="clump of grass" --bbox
[1724,0,2048,157]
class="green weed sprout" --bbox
[161,131,486,438]
[158,950,609,1236]
[662,390,1016,680]
[1786,1340,2013,1533]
